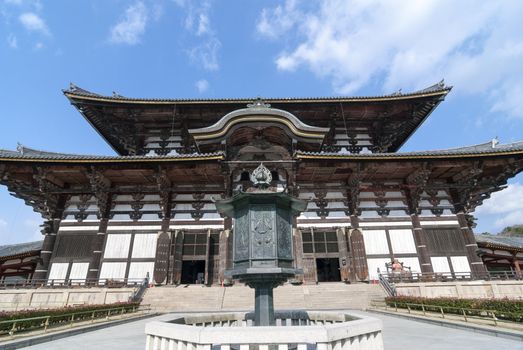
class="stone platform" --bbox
[145,311,384,350]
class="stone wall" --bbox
[0,287,135,311]
[395,280,523,299]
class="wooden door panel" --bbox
[153,232,170,284]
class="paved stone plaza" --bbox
[17,311,522,350]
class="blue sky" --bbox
[1,0,522,244]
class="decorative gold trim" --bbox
[64,89,450,105]
[0,155,224,163]
[295,150,523,160]
[192,115,326,140]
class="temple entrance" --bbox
[316,258,341,282]
[181,260,205,284]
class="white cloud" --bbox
[19,12,49,35]
[175,0,221,71]
[7,33,17,48]
[33,41,43,50]
[476,183,523,229]
[109,1,148,45]
[196,13,210,36]
[188,37,220,71]
[257,0,299,39]
[195,79,209,93]
[257,0,523,119]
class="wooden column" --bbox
[293,228,304,283]
[218,229,230,284]
[204,229,211,285]
[513,255,522,277]
[410,214,433,274]
[87,218,108,281]
[33,219,60,281]
[336,227,350,282]
[456,212,487,277]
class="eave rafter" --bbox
[85,166,111,219]
[154,166,172,219]
[402,162,432,215]
[343,163,373,216]
[31,167,65,219]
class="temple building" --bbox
[1,82,522,285]
[0,241,42,283]
[476,235,523,275]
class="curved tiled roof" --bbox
[63,82,451,104]
[476,234,523,251]
[295,140,523,160]
[0,146,224,163]
[0,240,42,259]
[1,140,522,163]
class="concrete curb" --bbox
[1,312,159,350]
[367,308,523,342]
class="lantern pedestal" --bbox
[226,267,300,326]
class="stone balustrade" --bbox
[145,311,383,350]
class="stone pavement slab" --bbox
[18,311,523,350]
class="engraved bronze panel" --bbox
[234,206,250,261]
[250,204,276,259]
[276,207,292,260]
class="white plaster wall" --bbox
[431,257,451,273]
[48,263,69,281]
[69,262,89,281]
[104,234,131,258]
[99,262,127,280]
[389,229,416,254]
[399,257,421,273]
[450,256,471,274]
[367,258,390,279]
[128,262,155,280]
[362,230,389,255]
[132,234,157,258]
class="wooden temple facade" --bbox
[1,82,523,285]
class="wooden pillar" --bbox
[513,255,522,278]
[410,214,433,274]
[336,227,350,282]
[218,229,230,284]
[204,229,211,285]
[33,219,60,281]
[293,228,304,283]
[87,218,108,282]
[456,212,487,278]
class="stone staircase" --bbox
[142,282,386,312]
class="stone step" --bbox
[142,283,386,312]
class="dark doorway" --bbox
[181,260,206,284]
[316,258,341,282]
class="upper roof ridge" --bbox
[63,81,451,103]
